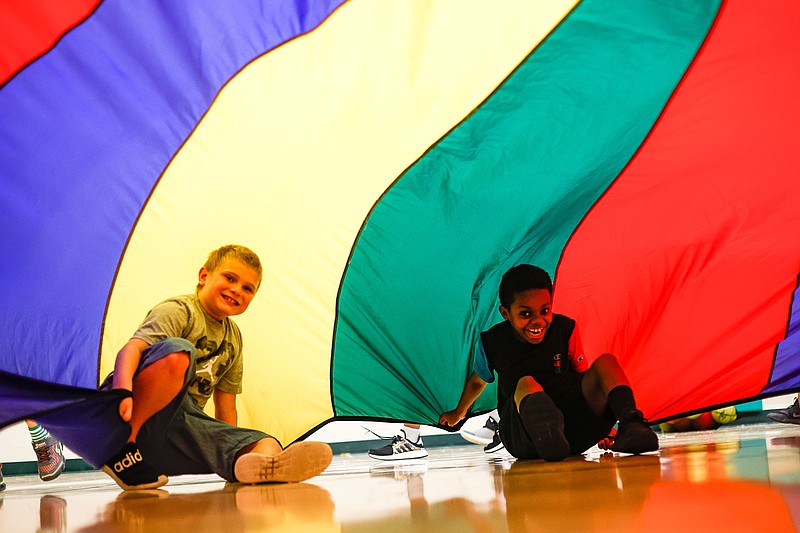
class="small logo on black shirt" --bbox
[553,353,562,374]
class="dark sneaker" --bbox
[483,429,505,453]
[32,436,66,481]
[101,442,168,491]
[519,393,570,462]
[767,398,800,425]
[234,441,333,484]
[611,410,659,454]
[0,464,5,491]
[461,416,500,446]
[368,431,428,460]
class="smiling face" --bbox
[499,288,552,344]
[196,259,260,321]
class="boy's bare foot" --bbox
[101,442,168,491]
[234,441,333,484]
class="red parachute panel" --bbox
[0,0,100,84]
[556,0,800,421]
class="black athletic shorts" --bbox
[498,378,615,460]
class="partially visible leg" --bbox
[401,423,422,444]
[460,408,501,448]
[482,409,504,453]
[237,436,283,457]
[128,351,190,442]
[26,419,66,481]
[395,423,428,458]
[767,394,800,425]
[234,437,333,484]
[515,376,569,461]
[514,375,544,408]
[579,353,630,415]
[582,353,658,454]
[102,349,190,491]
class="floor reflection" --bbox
[337,426,800,533]
[501,432,800,532]
[76,482,336,533]
[1,423,798,533]
[502,454,661,532]
[342,459,508,533]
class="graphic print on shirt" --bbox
[189,336,234,399]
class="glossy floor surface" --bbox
[1,423,799,532]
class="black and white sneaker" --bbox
[368,431,428,461]
[767,398,800,425]
[483,429,504,453]
[461,416,500,446]
[101,442,168,491]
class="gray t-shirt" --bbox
[132,293,244,408]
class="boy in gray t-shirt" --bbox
[128,293,245,420]
[99,244,332,490]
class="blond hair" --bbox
[198,244,263,289]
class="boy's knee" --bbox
[515,376,544,401]
[159,351,191,379]
[592,353,621,370]
[517,375,541,387]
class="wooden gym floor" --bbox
[1,422,798,532]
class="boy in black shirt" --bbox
[440,264,657,461]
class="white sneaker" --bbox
[461,416,499,446]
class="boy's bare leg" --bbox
[237,437,283,456]
[234,437,333,484]
[514,375,544,407]
[580,353,630,416]
[128,352,190,441]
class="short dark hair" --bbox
[499,264,553,309]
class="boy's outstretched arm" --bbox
[439,372,488,428]
[112,338,150,422]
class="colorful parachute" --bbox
[1,0,798,461]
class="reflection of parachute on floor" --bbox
[658,407,738,433]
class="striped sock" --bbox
[27,424,51,443]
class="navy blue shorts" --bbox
[100,338,270,481]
